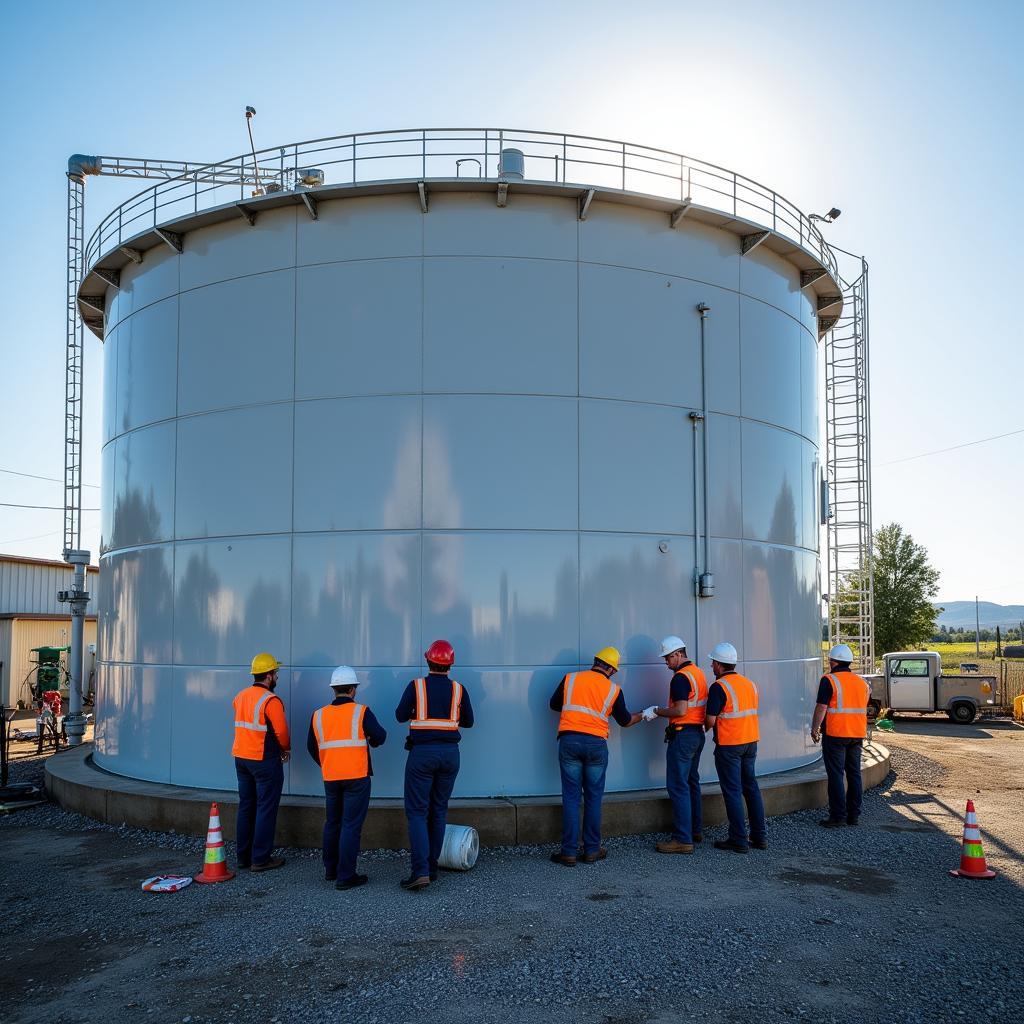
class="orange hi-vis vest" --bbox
[713,672,760,745]
[824,671,870,739]
[670,663,708,727]
[312,702,369,781]
[558,670,621,740]
[409,678,463,731]
[232,685,284,760]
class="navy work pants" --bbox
[822,735,863,822]
[558,733,609,857]
[713,741,767,848]
[404,743,460,879]
[235,756,284,866]
[666,726,705,844]
[323,777,372,882]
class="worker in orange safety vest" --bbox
[231,652,291,872]
[548,646,642,866]
[394,640,475,892]
[811,643,871,828]
[307,665,387,890]
[645,635,709,854]
[704,642,767,854]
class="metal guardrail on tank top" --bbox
[78,128,839,279]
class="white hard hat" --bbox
[828,644,854,663]
[660,635,687,657]
[708,642,738,665]
[330,665,359,688]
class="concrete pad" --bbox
[45,742,890,849]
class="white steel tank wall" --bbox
[94,191,822,798]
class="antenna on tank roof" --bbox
[245,106,263,196]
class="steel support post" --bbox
[62,167,91,744]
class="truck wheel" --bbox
[947,702,977,725]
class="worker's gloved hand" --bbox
[642,706,658,722]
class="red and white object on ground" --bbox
[949,799,996,879]
[193,802,235,884]
[141,875,192,892]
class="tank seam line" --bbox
[103,398,820,447]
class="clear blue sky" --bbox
[1,0,1020,603]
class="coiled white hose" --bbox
[438,824,479,871]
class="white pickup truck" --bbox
[865,651,997,725]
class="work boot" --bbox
[325,870,337,882]
[336,874,369,891]
[819,818,845,828]
[549,851,577,867]
[251,857,286,872]
[750,838,769,850]
[400,875,431,891]
[846,816,859,827]
[580,848,608,863]
[655,840,695,855]
[692,833,703,844]
[713,839,749,854]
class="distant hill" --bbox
[935,601,1024,630]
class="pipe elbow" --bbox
[67,154,102,182]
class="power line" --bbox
[0,502,100,511]
[0,467,101,488]
[877,426,1024,467]
[0,529,61,545]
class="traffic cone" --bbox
[193,802,235,884]
[949,799,996,879]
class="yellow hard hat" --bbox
[251,652,282,675]
[594,646,621,671]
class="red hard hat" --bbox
[424,640,455,667]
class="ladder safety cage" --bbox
[824,259,874,673]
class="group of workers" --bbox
[231,638,870,890]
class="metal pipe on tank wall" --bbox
[697,304,715,599]
[689,411,703,658]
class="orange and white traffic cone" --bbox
[193,801,235,884]
[949,799,996,879]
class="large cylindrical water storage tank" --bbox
[87,131,834,799]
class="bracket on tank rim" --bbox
[578,188,596,221]
[92,267,120,290]
[669,200,692,228]
[741,230,770,255]
[154,228,183,253]
[235,203,257,226]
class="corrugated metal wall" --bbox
[0,619,10,706]
[0,618,97,707]
[0,560,99,617]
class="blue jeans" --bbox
[822,736,863,821]
[558,733,609,857]
[404,744,460,878]
[713,742,767,848]
[323,777,371,881]
[666,726,705,843]
[235,756,284,865]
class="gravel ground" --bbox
[2,718,1022,1024]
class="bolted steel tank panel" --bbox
[94,187,824,797]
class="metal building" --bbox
[78,130,851,799]
[0,555,98,707]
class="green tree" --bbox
[837,522,941,656]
